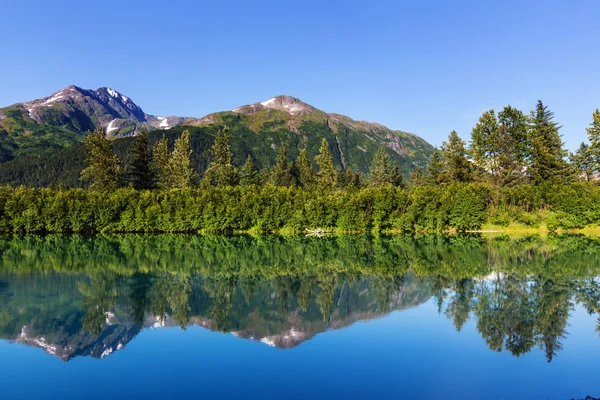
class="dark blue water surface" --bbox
[0,234,598,400]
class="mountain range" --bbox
[0,85,434,187]
[0,271,431,361]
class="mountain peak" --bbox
[231,95,318,116]
[96,87,131,104]
[259,95,313,114]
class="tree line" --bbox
[81,125,407,191]
[82,101,600,191]
[2,100,600,233]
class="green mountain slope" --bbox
[0,85,188,163]
[0,93,433,188]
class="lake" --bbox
[0,234,599,400]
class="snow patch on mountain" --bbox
[107,119,118,134]
[43,92,64,105]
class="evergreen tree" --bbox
[314,138,337,186]
[369,147,393,187]
[129,129,154,189]
[570,142,594,182]
[204,127,238,186]
[152,136,171,189]
[423,148,445,186]
[390,164,406,188]
[167,130,195,189]
[269,146,295,186]
[471,106,528,186]
[409,166,424,187]
[239,156,261,186]
[528,101,569,184]
[586,109,600,174]
[294,148,315,187]
[340,168,362,189]
[81,126,122,191]
[441,131,472,183]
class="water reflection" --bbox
[0,234,599,362]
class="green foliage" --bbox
[80,127,122,191]
[203,127,238,187]
[294,148,315,188]
[424,148,446,186]
[570,142,594,182]
[586,109,600,174]
[528,101,569,184]
[152,136,170,189]
[369,147,394,187]
[471,107,529,186]
[269,146,295,187]
[314,138,337,187]
[129,129,154,190]
[239,156,261,186]
[167,130,195,189]
[441,131,472,183]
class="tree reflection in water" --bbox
[0,234,599,361]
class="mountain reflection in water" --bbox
[0,234,599,362]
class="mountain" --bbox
[0,91,434,187]
[0,271,431,361]
[0,85,189,162]
[185,95,433,174]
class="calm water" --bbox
[0,234,599,400]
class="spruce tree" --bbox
[423,148,445,186]
[204,127,238,186]
[586,109,600,174]
[81,126,122,191]
[167,130,195,189]
[391,164,406,188]
[269,146,295,186]
[441,130,472,183]
[528,101,569,184]
[409,166,424,187]
[152,136,170,189]
[239,156,261,186]
[314,138,337,186]
[570,142,594,182]
[129,129,154,189]
[369,147,393,187]
[294,148,315,187]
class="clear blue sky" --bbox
[1,0,598,150]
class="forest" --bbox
[1,101,600,234]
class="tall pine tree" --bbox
[81,126,122,191]
[239,156,261,186]
[441,130,472,183]
[369,147,393,187]
[269,146,295,186]
[152,136,171,189]
[528,101,569,184]
[294,148,315,187]
[314,138,337,187]
[586,109,600,175]
[570,142,594,182]
[390,164,406,188]
[423,148,445,186]
[204,127,238,186]
[167,130,195,189]
[129,129,154,189]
